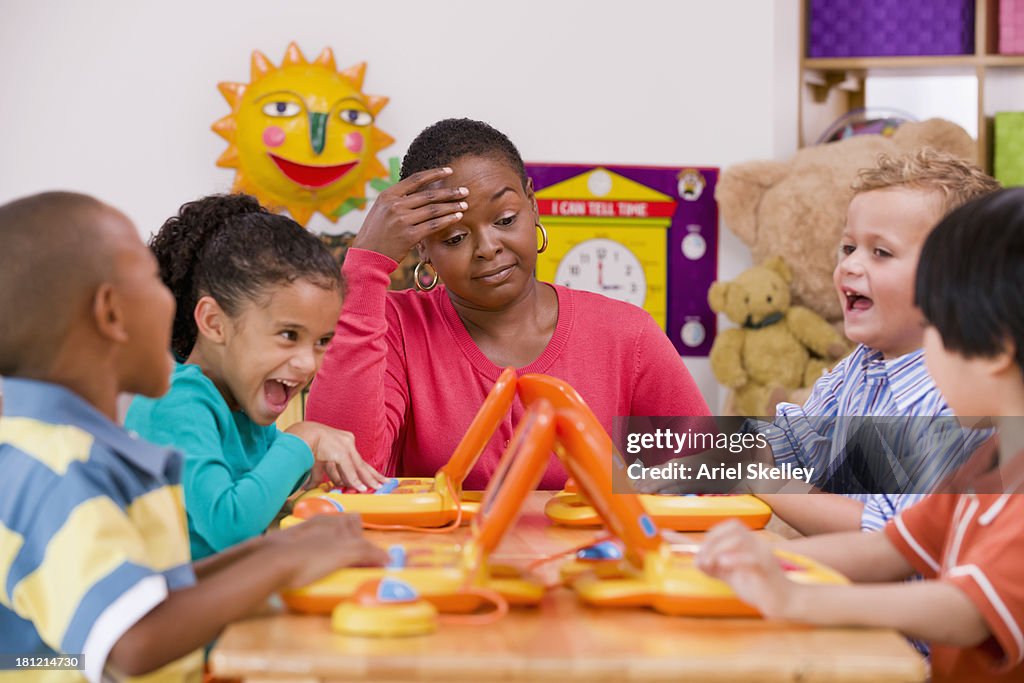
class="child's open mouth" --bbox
[263,378,302,413]
[844,289,873,312]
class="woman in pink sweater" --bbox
[306,118,710,489]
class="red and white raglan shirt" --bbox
[884,441,1024,682]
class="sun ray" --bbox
[366,95,389,116]
[282,42,308,67]
[289,205,315,226]
[211,115,236,141]
[314,47,336,71]
[320,194,353,215]
[250,51,274,82]
[217,82,246,108]
[371,128,395,149]
[216,146,240,168]
[339,62,366,90]
[362,156,388,179]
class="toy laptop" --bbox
[282,367,517,529]
[533,381,771,531]
[545,484,772,532]
[517,374,847,617]
[280,398,556,615]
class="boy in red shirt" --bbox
[697,187,1024,682]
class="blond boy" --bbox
[758,150,1000,534]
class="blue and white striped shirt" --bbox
[762,345,987,531]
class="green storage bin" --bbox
[994,112,1024,187]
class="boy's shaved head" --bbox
[0,191,119,375]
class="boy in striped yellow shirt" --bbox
[0,192,386,682]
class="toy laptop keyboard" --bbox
[283,480,485,529]
[515,374,848,618]
[561,539,846,617]
[281,368,516,528]
[545,490,772,531]
[280,399,556,615]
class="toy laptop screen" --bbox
[471,402,555,555]
[554,410,663,560]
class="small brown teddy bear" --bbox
[708,256,848,417]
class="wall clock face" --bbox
[553,238,647,307]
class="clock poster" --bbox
[527,163,718,357]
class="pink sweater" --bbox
[306,248,711,490]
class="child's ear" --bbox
[194,296,229,344]
[987,338,1019,378]
[93,283,129,343]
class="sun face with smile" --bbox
[213,43,394,225]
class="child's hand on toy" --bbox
[286,422,389,492]
[352,167,469,263]
[695,519,793,618]
[271,514,388,589]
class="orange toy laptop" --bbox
[282,367,517,529]
[545,484,772,532]
[534,383,771,532]
[517,374,847,617]
[280,399,556,615]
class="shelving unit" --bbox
[799,0,1024,170]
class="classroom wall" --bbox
[0,0,801,410]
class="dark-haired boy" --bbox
[698,187,1024,683]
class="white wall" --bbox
[866,73,978,137]
[0,0,800,410]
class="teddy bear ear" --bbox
[715,160,791,246]
[763,255,793,283]
[708,281,730,313]
[891,119,977,165]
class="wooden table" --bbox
[210,493,927,683]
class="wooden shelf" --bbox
[804,55,979,70]
[981,55,1024,67]
[804,55,1024,71]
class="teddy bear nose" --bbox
[767,295,773,303]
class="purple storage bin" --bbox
[809,0,975,58]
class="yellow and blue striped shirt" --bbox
[0,378,201,683]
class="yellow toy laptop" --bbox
[517,374,847,618]
[545,484,772,532]
[280,398,556,615]
[521,377,772,532]
[283,367,517,529]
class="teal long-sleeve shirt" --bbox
[125,363,313,560]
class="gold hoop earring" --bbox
[536,222,549,254]
[414,260,439,292]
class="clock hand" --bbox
[597,260,604,287]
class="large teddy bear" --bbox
[708,256,847,417]
[715,118,976,322]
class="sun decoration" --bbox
[213,42,394,226]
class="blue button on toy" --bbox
[374,478,400,495]
[577,540,623,561]
[387,545,407,569]
[639,514,657,537]
[377,577,418,603]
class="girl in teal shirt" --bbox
[127,194,386,559]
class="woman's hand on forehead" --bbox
[352,167,469,263]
